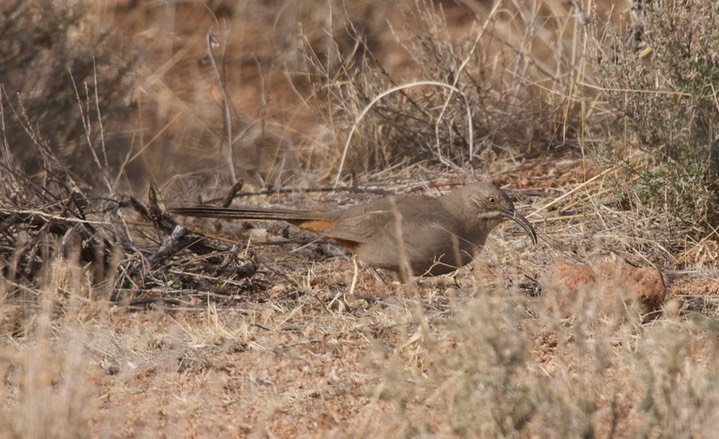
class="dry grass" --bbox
[2,0,719,437]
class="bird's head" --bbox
[458,182,537,245]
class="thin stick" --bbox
[205,31,236,183]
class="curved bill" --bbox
[500,210,538,245]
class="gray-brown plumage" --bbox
[171,182,537,278]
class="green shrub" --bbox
[598,0,719,230]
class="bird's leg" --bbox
[348,253,360,296]
[328,254,360,312]
[368,266,387,285]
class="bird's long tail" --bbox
[170,205,326,222]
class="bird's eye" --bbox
[488,196,497,204]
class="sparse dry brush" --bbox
[1,0,719,437]
[308,0,602,179]
[1,0,134,188]
[595,0,719,233]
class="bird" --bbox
[171,182,537,280]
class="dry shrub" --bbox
[357,289,719,437]
[307,0,630,179]
[99,0,392,191]
[89,0,638,192]
[0,255,101,439]
[594,0,719,236]
[1,0,133,190]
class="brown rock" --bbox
[544,262,666,315]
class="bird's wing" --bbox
[321,196,445,244]
[321,209,395,244]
